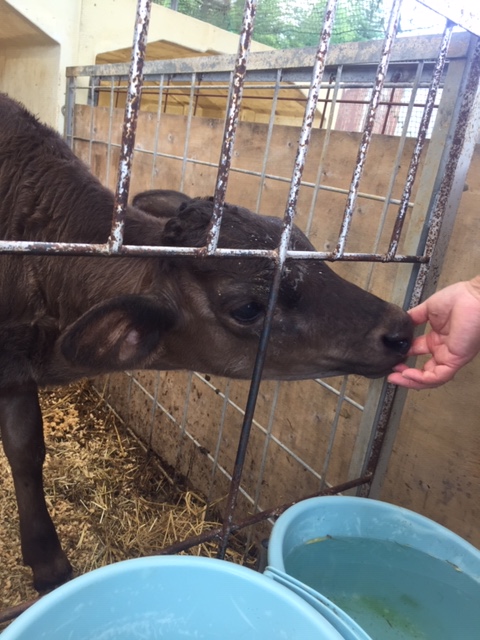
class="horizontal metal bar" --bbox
[95,79,445,93]
[0,239,428,262]
[66,32,471,79]
[151,474,372,556]
[85,65,447,89]
[0,473,371,624]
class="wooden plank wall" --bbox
[74,105,480,546]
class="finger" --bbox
[407,302,429,326]
[406,335,431,356]
[388,364,455,390]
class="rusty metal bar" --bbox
[107,0,151,252]
[255,69,282,214]
[334,0,403,258]
[410,37,480,307]
[0,598,41,626]
[162,474,371,557]
[216,0,339,560]
[205,0,258,254]
[0,239,428,262]
[64,76,76,148]
[386,21,453,260]
[278,0,338,263]
[305,65,343,238]
[366,33,480,499]
[66,32,471,80]
[0,474,370,625]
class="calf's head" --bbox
[60,191,413,381]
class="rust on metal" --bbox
[108,0,152,253]
[0,475,370,624]
[216,0,339,561]
[158,474,371,557]
[411,35,480,308]
[206,0,258,254]
[278,0,338,266]
[386,22,453,260]
[334,0,402,258]
[0,240,427,262]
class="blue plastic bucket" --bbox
[267,496,480,640]
[1,555,345,639]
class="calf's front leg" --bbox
[0,382,72,591]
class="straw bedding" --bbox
[0,380,252,614]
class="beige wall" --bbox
[75,103,480,547]
[380,153,480,546]
[0,0,269,129]
[0,0,80,126]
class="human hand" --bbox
[387,276,480,390]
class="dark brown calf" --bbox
[0,94,412,590]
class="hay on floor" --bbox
[0,381,253,613]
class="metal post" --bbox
[108,0,152,252]
[217,0,340,559]
[206,0,258,254]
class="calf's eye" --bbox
[230,302,264,324]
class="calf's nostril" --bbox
[382,334,411,355]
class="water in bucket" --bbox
[285,535,480,640]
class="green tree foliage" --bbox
[153,0,387,49]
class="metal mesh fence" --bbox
[62,21,478,555]
[153,0,451,48]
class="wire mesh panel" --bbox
[59,0,480,557]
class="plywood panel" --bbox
[77,105,480,546]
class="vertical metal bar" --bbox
[243,380,282,562]
[278,0,338,264]
[305,66,343,239]
[251,382,281,512]
[386,21,453,260]
[365,62,424,289]
[206,0,258,253]
[108,0,152,252]
[367,33,480,498]
[64,76,76,149]
[105,77,116,189]
[87,79,96,168]
[207,379,232,505]
[380,87,395,135]
[319,376,348,490]
[150,75,165,187]
[255,69,282,214]
[179,73,197,192]
[173,372,194,479]
[217,0,339,559]
[410,37,480,305]
[334,0,403,258]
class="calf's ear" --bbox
[132,190,192,219]
[59,295,177,371]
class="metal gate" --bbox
[7,0,479,565]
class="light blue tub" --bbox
[267,496,480,640]
[1,555,345,639]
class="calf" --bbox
[0,94,412,590]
